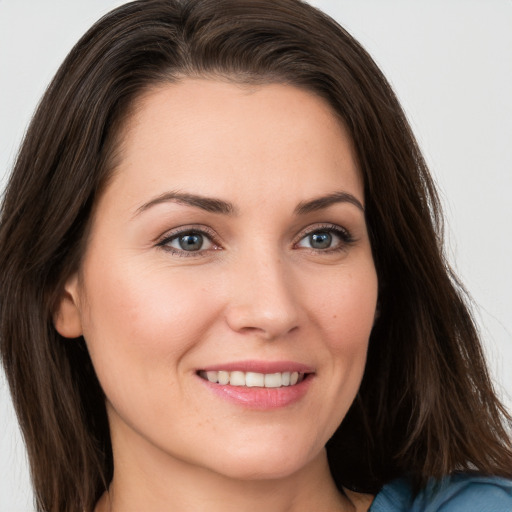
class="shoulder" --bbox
[369,473,512,512]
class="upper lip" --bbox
[198,360,315,374]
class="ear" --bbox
[53,274,83,338]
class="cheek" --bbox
[309,262,377,397]
[311,264,378,348]
[79,260,220,388]
[287,261,377,443]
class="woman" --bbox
[0,1,511,511]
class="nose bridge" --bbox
[225,244,300,339]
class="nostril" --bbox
[225,303,300,340]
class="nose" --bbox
[224,251,301,340]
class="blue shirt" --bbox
[369,474,512,511]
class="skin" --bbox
[55,79,378,512]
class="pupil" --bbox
[179,233,203,251]
[310,232,331,249]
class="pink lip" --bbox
[196,360,315,410]
[199,360,315,374]
[200,377,312,410]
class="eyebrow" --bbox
[134,189,364,218]
[134,191,237,217]
[294,191,364,215]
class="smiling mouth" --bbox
[198,370,308,388]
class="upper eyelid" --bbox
[293,223,351,241]
[156,225,219,244]
[155,222,353,250]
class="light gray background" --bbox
[1,1,511,510]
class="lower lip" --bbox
[198,375,313,410]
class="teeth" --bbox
[229,371,245,386]
[264,373,282,388]
[206,371,218,383]
[199,370,305,388]
[246,372,264,387]
[218,371,230,385]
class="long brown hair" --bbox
[1,1,511,510]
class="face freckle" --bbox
[60,78,378,484]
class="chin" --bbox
[201,441,324,482]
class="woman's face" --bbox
[57,79,378,481]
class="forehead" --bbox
[102,79,363,213]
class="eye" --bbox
[295,225,353,252]
[157,228,217,255]
[305,231,333,250]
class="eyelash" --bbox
[156,223,355,257]
[156,225,220,258]
[294,223,355,254]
